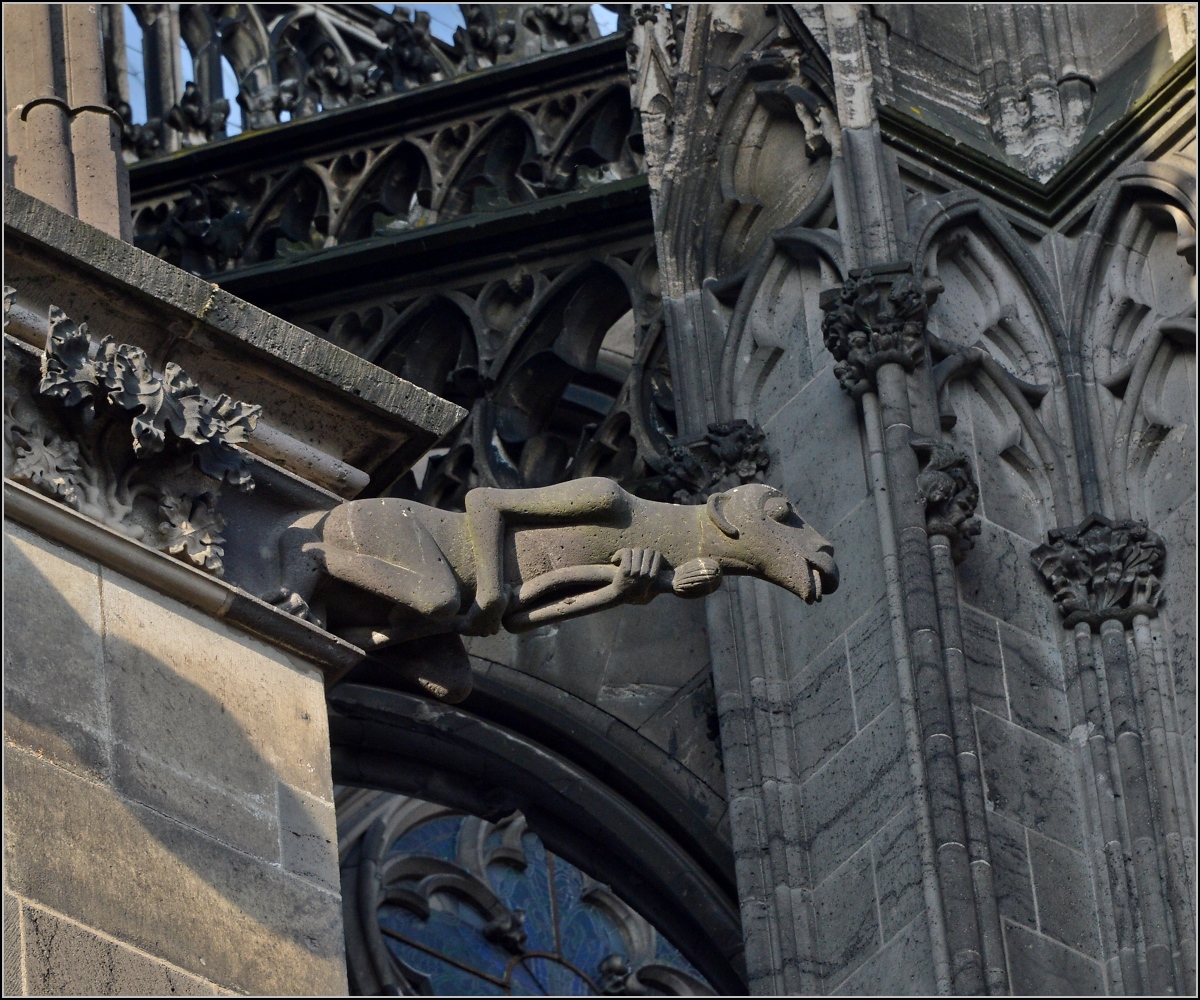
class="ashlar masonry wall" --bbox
[3,518,348,996]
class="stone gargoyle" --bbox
[271,478,837,701]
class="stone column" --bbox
[4,4,77,215]
[1032,516,1193,994]
[3,3,130,240]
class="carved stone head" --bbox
[705,483,839,603]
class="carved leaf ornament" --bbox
[1031,514,1165,629]
[40,306,260,488]
[820,270,934,398]
[4,291,253,577]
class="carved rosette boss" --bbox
[1031,514,1166,630]
[819,268,941,399]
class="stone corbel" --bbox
[912,438,981,564]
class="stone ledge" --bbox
[4,479,364,681]
[3,185,466,443]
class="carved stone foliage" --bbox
[915,440,981,563]
[656,419,771,505]
[3,289,257,576]
[1031,515,1166,629]
[338,788,714,996]
[106,4,605,166]
[819,268,941,399]
[131,76,642,276]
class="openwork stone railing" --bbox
[104,4,612,161]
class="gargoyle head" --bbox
[706,484,839,603]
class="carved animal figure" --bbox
[273,478,837,700]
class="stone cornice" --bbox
[217,176,653,313]
[4,478,364,680]
[881,46,1196,226]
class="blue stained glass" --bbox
[375,806,714,995]
[387,814,463,861]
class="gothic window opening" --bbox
[339,788,716,996]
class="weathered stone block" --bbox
[22,903,219,996]
[790,637,856,783]
[987,811,1035,928]
[833,917,936,995]
[1027,830,1101,958]
[961,606,1009,722]
[514,609,617,704]
[1004,920,1105,995]
[100,569,333,802]
[3,522,108,778]
[957,518,1058,644]
[997,620,1070,743]
[872,806,923,940]
[3,891,21,996]
[976,709,1084,849]
[776,497,884,669]
[802,703,909,882]
[278,782,340,894]
[636,671,726,797]
[846,600,896,729]
[766,371,868,533]
[4,746,347,995]
[111,742,280,864]
[812,846,881,989]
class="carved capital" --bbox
[819,267,942,398]
[1031,514,1165,630]
[657,419,770,504]
[915,440,981,563]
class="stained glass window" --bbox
[340,789,714,996]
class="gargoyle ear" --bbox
[707,493,740,539]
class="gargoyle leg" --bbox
[463,478,627,634]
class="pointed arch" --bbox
[714,181,840,422]
[436,113,544,219]
[334,141,436,242]
[482,262,636,489]
[371,296,479,404]
[548,83,638,184]
[240,166,331,265]
[1067,161,1196,525]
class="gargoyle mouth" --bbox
[809,547,839,601]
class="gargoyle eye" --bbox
[764,497,791,522]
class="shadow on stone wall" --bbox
[3,524,346,994]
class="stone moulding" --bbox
[879,45,1197,225]
[1031,513,1166,630]
[3,478,363,678]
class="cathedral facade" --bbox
[3,4,1196,996]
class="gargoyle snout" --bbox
[709,485,839,604]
